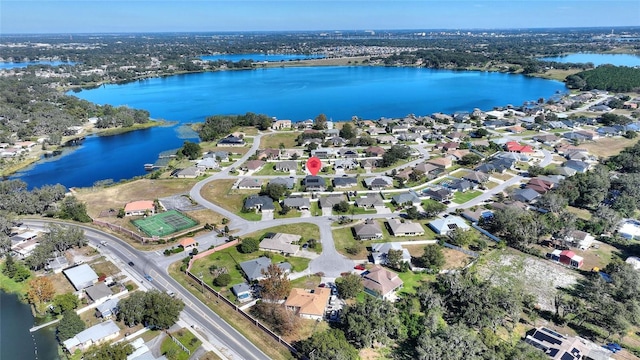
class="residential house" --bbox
[526,178,554,194]
[231,283,253,302]
[461,208,494,223]
[237,178,262,189]
[448,179,474,192]
[574,130,599,140]
[174,167,202,179]
[391,191,421,206]
[319,194,346,209]
[64,264,99,290]
[423,187,453,202]
[268,177,296,189]
[414,163,443,179]
[46,256,70,274]
[303,176,327,191]
[355,194,384,209]
[435,141,459,152]
[512,188,541,203]
[272,119,292,130]
[565,230,595,251]
[353,219,383,240]
[391,124,410,134]
[311,148,335,159]
[179,237,197,251]
[338,148,359,159]
[239,257,282,282]
[205,150,229,162]
[365,146,386,157]
[274,160,298,172]
[373,134,396,143]
[532,134,561,145]
[242,160,266,172]
[426,157,452,169]
[394,168,413,181]
[95,298,119,318]
[283,197,310,210]
[563,160,590,173]
[196,157,219,170]
[363,176,394,190]
[507,125,525,134]
[547,249,584,268]
[259,233,301,255]
[124,201,155,217]
[217,135,245,147]
[362,265,404,300]
[243,195,275,212]
[428,215,471,235]
[524,327,611,360]
[462,171,489,184]
[280,149,305,160]
[597,126,621,137]
[446,149,470,161]
[505,141,534,154]
[371,243,411,265]
[333,176,358,188]
[398,132,420,142]
[333,159,358,170]
[387,219,425,237]
[475,157,515,173]
[85,283,112,303]
[63,320,120,353]
[446,131,466,141]
[284,287,331,320]
[328,136,348,147]
[359,158,379,169]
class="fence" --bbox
[92,219,205,244]
[471,222,502,243]
[184,271,300,357]
[186,240,239,271]
[166,331,191,355]
[441,241,479,258]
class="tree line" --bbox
[566,65,640,92]
[198,112,272,141]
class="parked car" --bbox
[602,343,622,353]
[354,264,366,271]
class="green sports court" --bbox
[132,210,198,237]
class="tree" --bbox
[297,329,359,360]
[405,206,421,220]
[26,276,55,309]
[342,296,402,348]
[178,141,202,160]
[387,249,405,271]
[239,237,259,253]
[57,310,85,341]
[419,245,445,271]
[3,253,17,278]
[335,273,363,299]
[214,273,231,287]
[381,145,412,167]
[448,228,478,247]
[476,128,489,138]
[259,263,292,301]
[422,200,447,218]
[52,293,79,315]
[457,153,482,166]
[260,183,288,201]
[339,123,356,140]
[415,324,489,360]
[333,200,350,213]
[57,196,92,222]
[84,342,134,360]
[313,113,328,130]
[118,290,184,329]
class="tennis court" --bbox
[132,210,198,237]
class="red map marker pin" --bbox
[306,156,322,176]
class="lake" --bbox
[0,291,60,360]
[0,61,75,70]
[12,66,566,189]
[201,53,324,62]
[541,53,640,67]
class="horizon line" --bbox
[2,25,640,37]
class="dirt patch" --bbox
[89,257,122,278]
[580,137,640,158]
[48,272,76,295]
[76,179,197,218]
[67,247,100,264]
[442,248,473,269]
[478,251,581,312]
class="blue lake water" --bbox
[0,61,74,69]
[201,53,324,62]
[0,292,60,360]
[541,53,640,67]
[11,66,566,189]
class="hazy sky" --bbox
[2,0,639,34]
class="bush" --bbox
[240,238,259,253]
[125,284,134,291]
[214,274,231,287]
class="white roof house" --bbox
[387,219,425,237]
[64,264,99,290]
[619,221,640,240]
[63,319,120,352]
[428,215,470,235]
[371,243,411,265]
[259,233,301,255]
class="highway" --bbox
[22,219,270,360]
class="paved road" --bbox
[22,219,269,360]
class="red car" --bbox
[354,264,366,271]
[319,283,326,287]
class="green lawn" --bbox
[238,211,262,221]
[161,328,202,360]
[0,268,30,295]
[349,206,377,215]
[310,201,321,216]
[452,190,483,204]
[190,246,311,298]
[244,223,320,242]
[273,203,302,219]
[397,271,434,295]
[259,132,299,149]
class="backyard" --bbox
[161,328,202,360]
[452,190,483,204]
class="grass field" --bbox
[452,190,483,204]
[259,132,299,149]
[133,210,198,237]
[566,206,592,220]
[161,328,202,360]
[200,179,257,214]
[580,137,640,158]
[243,223,320,242]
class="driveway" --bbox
[261,210,274,221]
[322,207,333,216]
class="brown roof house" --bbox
[362,265,404,300]
[387,218,425,237]
[284,287,331,320]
